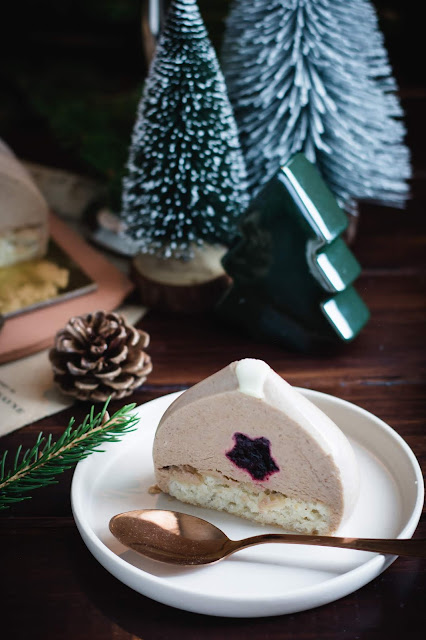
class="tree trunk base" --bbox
[131,245,231,313]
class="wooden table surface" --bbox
[1,100,425,640]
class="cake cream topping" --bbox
[235,358,270,398]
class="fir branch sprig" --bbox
[0,400,139,510]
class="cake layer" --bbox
[156,466,333,535]
[0,226,48,267]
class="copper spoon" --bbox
[109,509,426,566]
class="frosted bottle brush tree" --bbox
[120,0,249,260]
[221,0,411,215]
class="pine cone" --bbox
[49,311,152,402]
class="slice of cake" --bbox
[0,140,49,267]
[153,359,359,535]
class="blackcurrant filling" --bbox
[226,432,279,481]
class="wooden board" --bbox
[0,212,134,363]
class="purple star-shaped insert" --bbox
[226,432,279,481]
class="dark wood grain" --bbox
[1,51,425,640]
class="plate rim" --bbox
[71,388,424,617]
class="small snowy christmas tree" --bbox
[221,0,411,215]
[120,0,248,260]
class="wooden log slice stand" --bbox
[131,244,231,313]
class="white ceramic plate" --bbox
[71,390,424,618]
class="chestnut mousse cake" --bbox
[153,359,359,535]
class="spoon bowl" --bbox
[109,509,426,566]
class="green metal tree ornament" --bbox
[216,153,370,351]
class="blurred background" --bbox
[0,0,421,216]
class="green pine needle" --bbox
[0,399,139,510]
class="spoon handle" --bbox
[228,534,426,559]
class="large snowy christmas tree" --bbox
[120,0,248,259]
[221,0,411,215]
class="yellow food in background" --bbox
[0,259,69,314]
